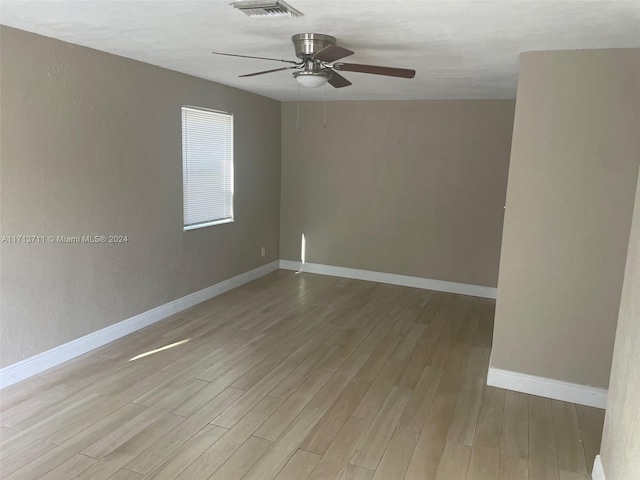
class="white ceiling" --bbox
[1,1,639,101]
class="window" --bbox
[182,106,234,230]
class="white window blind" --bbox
[182,106,234,230]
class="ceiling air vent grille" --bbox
[231,0,303,18]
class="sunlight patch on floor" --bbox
[129,338,191,361]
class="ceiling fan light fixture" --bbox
[230,0,303,18]
[294,71,331,88]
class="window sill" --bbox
[183,218,234,231]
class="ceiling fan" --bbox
[212,33,416,89]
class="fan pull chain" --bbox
[323,83,327,130]
[296,83,300,131]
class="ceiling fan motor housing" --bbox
[291,33,336,59]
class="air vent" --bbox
[231,0,303,18]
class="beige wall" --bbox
[0,27,281,368]
[600,168,640,478]
[492,49,640,388]
[280,100,515,287]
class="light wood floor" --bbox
[0,271,604,480]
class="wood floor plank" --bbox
[171,395,285,480]
[447,374,485,446]
[209,436,271,480]
[501,390,529,459]
[474,303,495,348]
[435,365,465,400]
[241,405,326,480]
[370,427,418,480]
[415,291,447,325]
[467,446,500,480]
[130,372,202,408]
[0,375,64,412]
[437,300,469,345]
[398,365,443,432]
[353,305,403,353]
[339,464,374,480]
[0,426,21,443]
[39,352,118,387]
[5,402,148,480]
[350,386,412,470]
[558,470,591,480]
[251,315,329,363]
[430,342,453,369]
[391,322,428,361]
[287,368,335,401]
[351,358,406,421]
[159,341,231,376]
[107,469,143,480]
[0,439,57,477]
[195,348,260,383]
[301,376,372,454]
[498,455,529,480]
[326,328,371,351]
[145,330,244,373]
[309,352,370,410]
[39,454,96,480]
[445,346,471,372]
[465,346,492,379]
[397,334,436,389]
[170,374,250,418]
[37,393,116,445]
[575,405,605,432]
[580,427,601,474]
[404,394,457,480]
[142,424,227,480]
[1,382,78,427]
[125,388,244,474]
[83,378,207,459]
[528,395,553,421]
[273,449,320,480]
[339,288,395,331]
[255,395,316,441]
[355,334,403,381]
[552,401,588,475]
[384,293,428,337]
[474,386,505,449]
[307,416,370,480]
[4,366,169,453]
[529,417,559,480]
[269,344,336,399]
[421,295,457,343]
[435,441,472,480]
[285,324,341,366]
[455,300,482,349]
[73,413,185,480]
[231,354,289,391]
[212,361,297,428]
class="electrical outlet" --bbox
[261,246,266,257]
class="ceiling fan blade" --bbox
[328,70,352,88]
[333,62,416,78]
[212,51,299,65]
[239,66,296,77]
[313,44,354,63]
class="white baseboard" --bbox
[591,455,606,480]
[279,260,497,299]
[0,261,279,389]
[487,365,608,409]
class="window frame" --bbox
[181,105,235,231]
